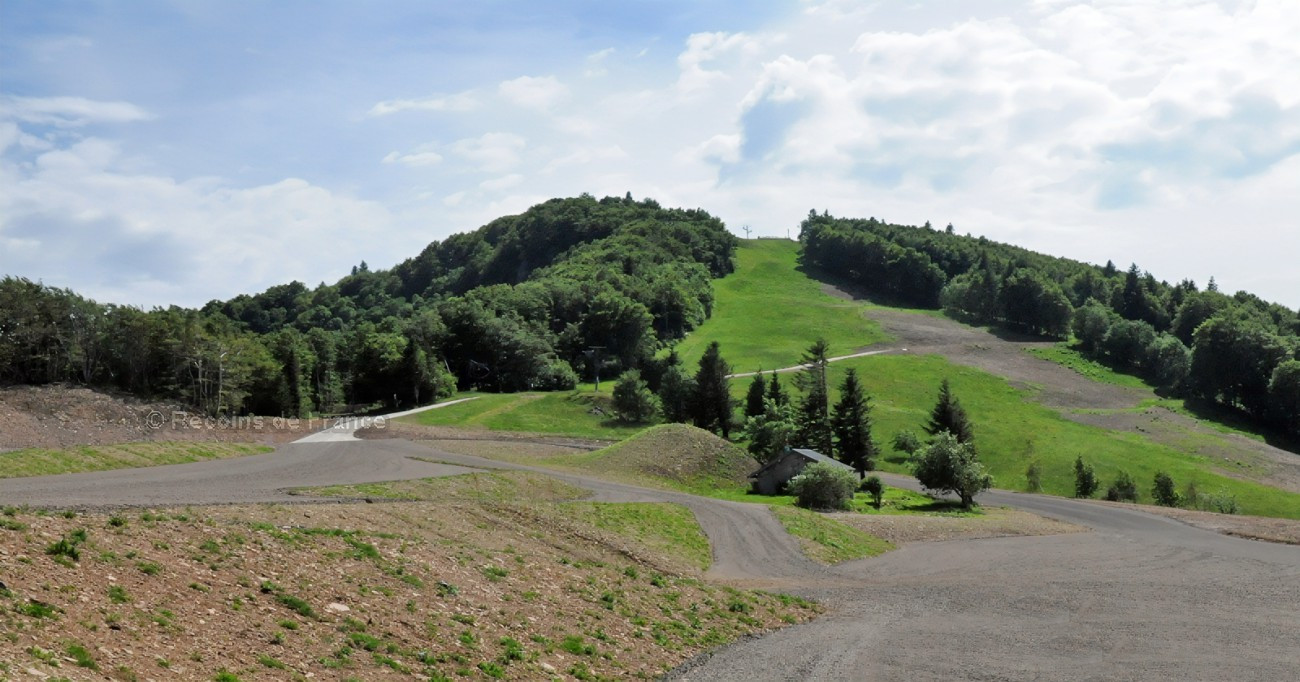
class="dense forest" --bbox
[0,194,736,416]
[799,211,1300,439]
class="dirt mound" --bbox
[582,424,756,486]
[0,384,302,450]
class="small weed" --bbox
[560,634,595,656]
[66,643,98,670]
[19,600,58,619]
[275,593,316,618]
[213,670,242,682]
[436,581,458,597]
[499,637,524,662]
[136,561,162,576]
[451,613,475,625]
[481,565,509,581]
[108,585,130,604]
[258,654,287,669]
[188,582,209,593]
[277,619,299,630]
[27,646,59,665]
[107,515,128,528]
[478,661,505,678]
[45,528,88,563]
[0,517,28,531]
[459,630,478,647]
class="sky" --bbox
[2,0,1298,310]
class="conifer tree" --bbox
[925,378,974,446]
[795,339,833,454]
[691,342,734,438]
[744,372,768,419]
[831,368,877,477]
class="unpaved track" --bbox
[4,430,1300,679]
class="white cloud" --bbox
[0,95,154,126]
[497,75,568,110]
[450,132,527,173]
[367,92,478,116]
[584,48,615,77]
[382,149,443,167]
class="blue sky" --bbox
[2,0,1298,309]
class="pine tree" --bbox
[831,368,877,478]
[657,364,696,423]
[744,372,768,419]
[767,372,787,407]
[691,342,734,438]
[795,339,833,454]
[925,378,974,446]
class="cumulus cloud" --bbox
[381,149,443,167]
[497,75,568,110]
[367,92,478,116]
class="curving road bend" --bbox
[2,419,1299,679]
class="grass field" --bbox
[668,239,888,373]
[401,391,645,440]
[0,442,272,479]
[768,505,895,564]
[1025,344,1151,390]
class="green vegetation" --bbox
[400,391,643,440]
[670,239,887,372]
[0,442,271,479]
[786,461,858,511]
[563,502,712,570]
[824,353,1300,518]
[539,424,754,493]
[768,506,894,564]
[1027,344,1150,389]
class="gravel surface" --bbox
[6,410,1300,679]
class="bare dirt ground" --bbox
[0,384,306,451]
[855,303,1300,494]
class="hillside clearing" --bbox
[0,441,272,479]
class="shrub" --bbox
[911,432,992,509]
[1206,490,1240,515]
[1073,457,1098,498]
[891,430,921,457]
[611,370,659,423]
[1025,461,1042,493]
[860,475,884,509]
[787,461,859,511]
[1104,471,1138,502]
[1152,472,1180,507]
[533,360,578,391]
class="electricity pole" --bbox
[583,346,606,392]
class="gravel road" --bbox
[3,429,1298,680]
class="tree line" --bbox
[0,194,737,416]
[799,212,1300,440]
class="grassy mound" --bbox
[561,423,756,490]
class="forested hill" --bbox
[799,212,1300,439]
[0,195,736,415]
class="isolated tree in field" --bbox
[1025,461,1042,492]
[767,371,788,407]
[657,361,696,424]
[891,430,921,457]
[612,370,658,423]
[860,475,884,509]
[832,368,878,478]
[795,338,833,454]
[925,379,974,446]
[742,398,797,463]
[744,372,768,419]
[1105,470,1138,502]
[912,432,992,509]
[691,342,734,438]
[1073,457,1098,498]
[1152,471,1180,507]
[787,461,858,511]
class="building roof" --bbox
[749,447,853,478]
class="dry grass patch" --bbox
[830,507,1087,545]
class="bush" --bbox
[860,475,884,509]
[787,462,858,511]
[1152,472,1180,507]
[1073,457,1098,498]
[912,432,993,509]
[1104,471,1138,502]
[532,360,578,391]
[1206,490,1240,515]
[891,430,921,457]
[611,370,658,423]
[1025,461,1042,493]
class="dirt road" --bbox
[4,424,1299,679]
